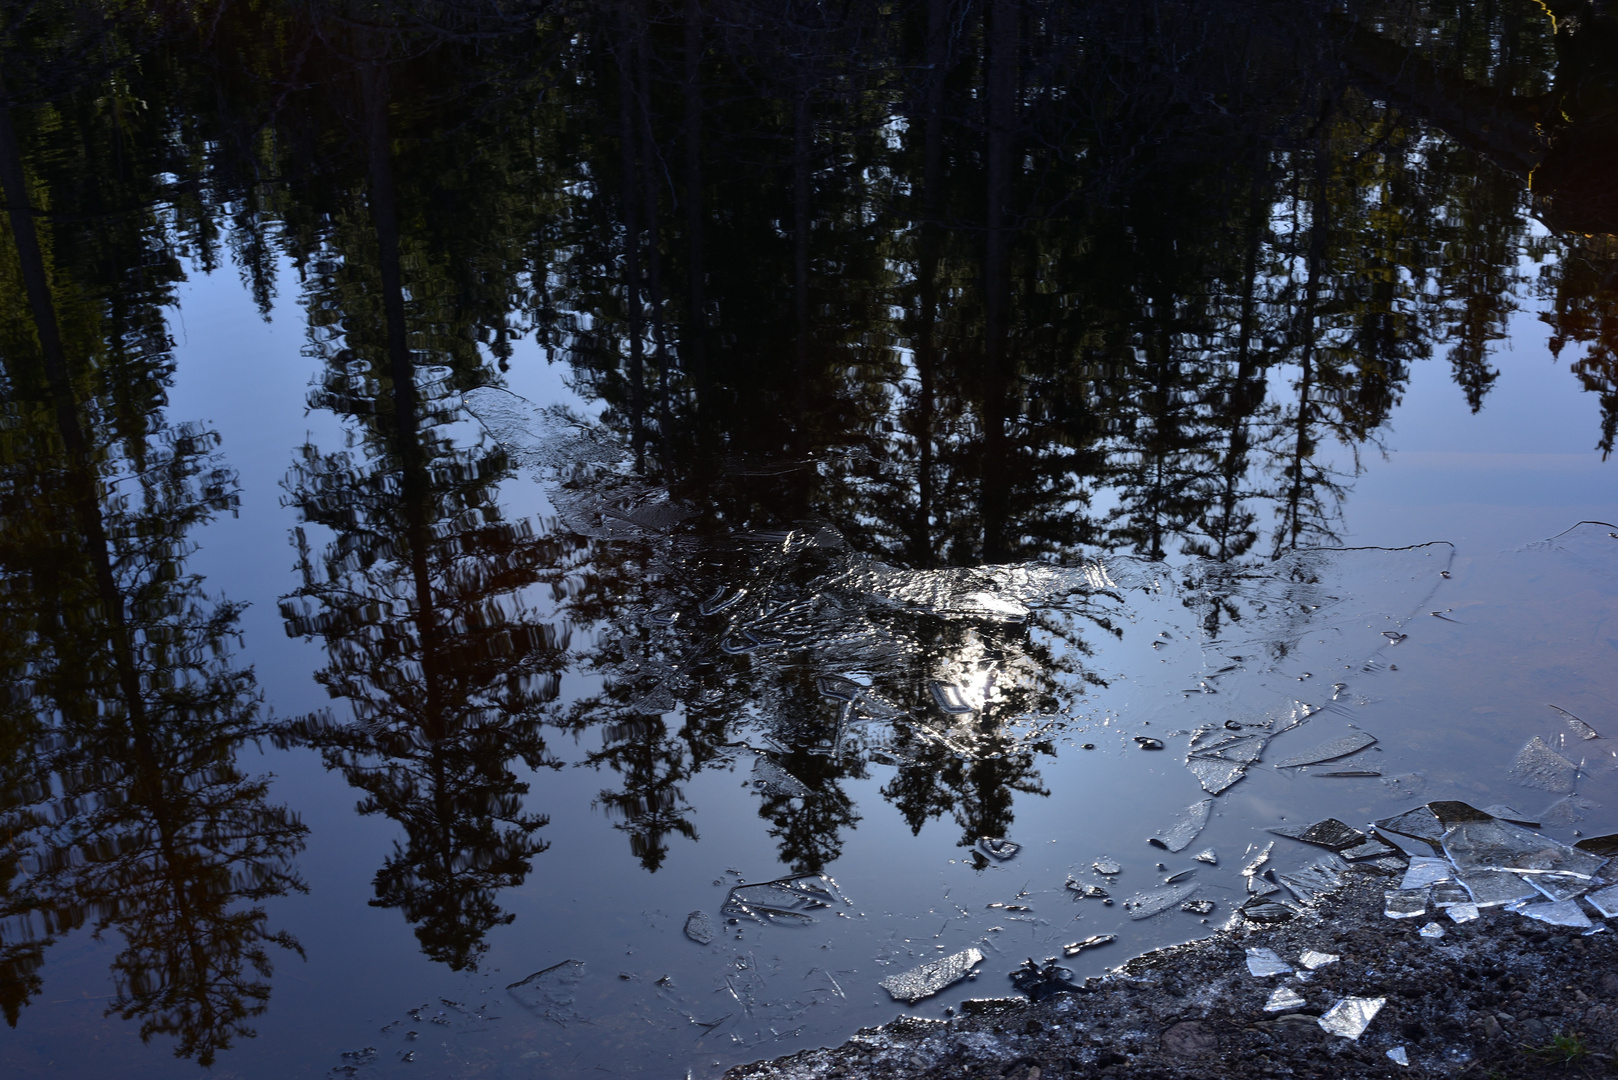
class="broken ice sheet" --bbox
[1298,950,1338,970]
[1513,898,1594,929]
[1441,815,1608,878]
[1271,732,1377,769]
[1148,799,1213,852]
[978,837,1021,861]
[508,960,588,1023]
[1585,884,1618,918]
[1124,882,1200,920]
[1374,806,1445,846]
[1186,732,1268,794]
[1340,838,1398,860]
[1279,855,1349,902]
[1265,986,1306,1012]
[1187,755,1247,795]
[1527,873,1593,903]
[751,755,813,798]
[1245,948,1294,977]
[1268,818,1366,851]
[1482,804,1540,827]
[878,948,984,1004]
[1432,883,1471,908]
[1400,857,1454,890]
[1508,736,1578,793]
[1457,871,1539,908]
[723,874,844,925]
[1318,996,1385,1039]
[1540,796,1599,828]
[684,910,716,944]
[1384,890,1428,919]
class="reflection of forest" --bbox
[1,0,1616,1031]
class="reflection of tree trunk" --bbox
[980,0,1015,563]
[682,0,707,400]
[792,77,812,433]
[635,36,671,449]
[1214,168,1268,561]
[616,7,646,470]
[360,60,446,740]
[910,0,949,568]
[1277,118,1330,556]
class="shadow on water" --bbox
[0,0,1616,1076]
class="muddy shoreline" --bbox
[725,865,1618,1079]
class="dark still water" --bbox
[2,1,1617,1077]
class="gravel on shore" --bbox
[725,865,1618,1080]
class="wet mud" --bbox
[727,865,1618,1079]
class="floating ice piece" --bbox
[1248,873,1281,896]
[1340,837,1399,860]
[1279,855,1349,902]
[1245,947,1293,977]
[1272,732,1377,769]
[1124,882,1200,920]
[1508,736,1577,793]
[1419,921,1445,939]
[1385,890,1428,919]
[1400,857,1454,890]
[1387,1046,1410,1066]
[1514,898,1594,928]
[752,756,813,798]
[878,948,984,1004]
[1265,986,1306,1012]
[1299,949,1339,969]
[1447,903,1480,923]
[1092,856,1122,875]
[1549,704,1600,741]
[1527,873,1593,903]
[723,874,844,925]
[1481,804,1540,827]
[1541,796,1599,828]
[1242,841,1275,877]
[507,960,587,1022]
[929,681,975,714]
[684,910,716,944]
[1186,733,1269,793]
[1318,996,1385,1039]
[1148,799,1213,852]
[1317,770,1381,778]
[1194,848,1218,864]
[1442,815,1608,878]
[978,837,1021,861]
[1062,934,1115,957]
[1181,899,1216,915]
[1187,756,1247,794]
[1457,871,1539,908]
[1586,883,1618,918]
[1374,806,1444,845]
[1432,883,1470,907]
[1268,819,1366,851]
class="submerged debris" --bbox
[1148,799,1213,852]
[507,960,587,1023]
[878,948,984,1004]
[1271,732,1377,769]
[1317,996,1385,1040]
[1009,958,1081,1001]
[1181,898,1216,915]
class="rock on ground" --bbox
[725,866,1618,1080]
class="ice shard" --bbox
[1507,736,1577,793]
[1265,987,1306,1012]
[878,948,984,1004]
[1318,996,1385,1039]
[1271,732,1377,769]
[684,910,716,944]
[1244,948,1294,977]
[1268,818,1367,851]
[1148,799,1213,852]
[1124,882,1201,920]
[723,874,845,925]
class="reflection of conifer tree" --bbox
[276,47,582,970]
[0,76,305,1061]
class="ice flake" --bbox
[1481,804,1540,827]
[1540,796,1599,828]
[978,837,1021,861]
[1268,818,1366,851]
[1187,756,1247,794]
[1061,934,1115,957]
[1317,996,1385,1039]
[1374,806,1445,845]
[1092,856,1122,875]
[683,910,716,944]
[1513,898,1594,929]
[1456,871,1539,908]
[1271,732,1377,769]
[1148,799,1213,852]
[1279,855,1349,902]
[1242,842,1275,877]
[1447,902,1480,923]
[1245,947,1294,977]
[1508,736,1577,793]
[878,948,984,1004]
[1193,848,1218,865]
[1419,921,1445,939]
[1387,1046,1410,1066]
[1384,890,1428,919]
[507,960,588,1023]
[1298,950,1339,970]
[1527,873,1592,903]
[1123,881,1200,920]
[1340,837,1399,860]
[1549,704,1601,741]
[1265,986,1306,1012]
[751,755,814,798]
[1586,883,1618,918]
[1400,857,1454,890]
[723,874,844,925]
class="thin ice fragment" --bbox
[752,756,813,798]
[1374,806,1444,845]
[1317,996,1385,1039]
[978,837,1021,861]
[1432,884,1471,908]
[1148,799,1213,852]
[1242,901,1300,922]
[1384,890,1428,919]
[1447,903,1480,923]
[1513,898,1594,928]
[878,948,984,1004]
[1279,855,1348,902]
[1549,704,1601,740]
[1387,1046,1410,1066]
[1340,838,1398,860]
[1400,857,1454,890]
[1508,736,1578,793]
[1062,934,1115,957]
[507,960,587,1022]
[1265,986,1306,1012]
[1419,921,1445,939]
[1272,732,1377,768]
[1482,805,1540,826]
[1527,873,1592,903]
[1456,871,1539,908]
[1541,796,1599,828]
[1092,856,1122,875]
[1268,819,1366,851]
[930,681,975,714]
[1248,873,1281,896]
[1194,848,1218,864]
[1124,882,1200,920]
[1181,898,1216,914]
[1586,883,1618,918]
[1245,947,1293,977]
[1242,842,1274,877]
[1299,950,1338,969]
[1187,756,1247,794]
[1442,816,1608,878]
[683,910,716,944]
[723,874,844,925]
